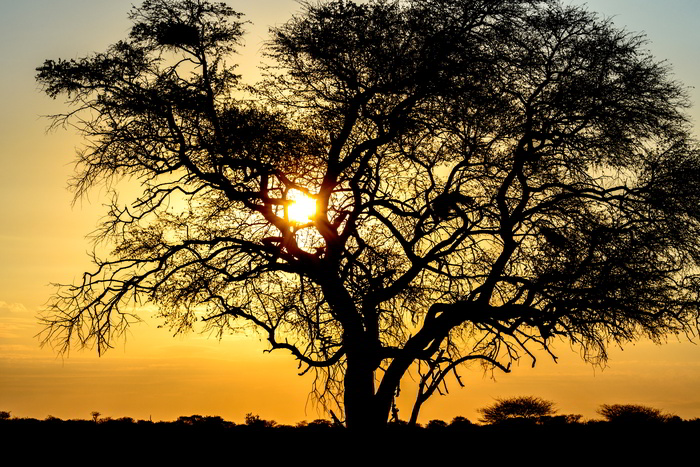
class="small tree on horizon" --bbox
[449,416,473,428]
[597,404,673,424]
[244,413,276,429]
[478,396,557,424]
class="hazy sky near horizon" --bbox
[1,0,700,424]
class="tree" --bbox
[244,413,276,429]
[597,404,672,424]
[448,416,473,428]
[478,396,556,424]
[37,0,700,430]
[426,418,448,429]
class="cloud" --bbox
[0,301,28,315]
[0,300,37,340]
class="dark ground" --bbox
[3,417,698,462]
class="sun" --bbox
[287,189,317,224]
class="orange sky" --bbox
[1,0,700,425]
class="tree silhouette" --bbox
[244,413,276,429]
[37,0,700,429]
[449,416,473,428]
[597,404,672,424]
[478,396,556,424]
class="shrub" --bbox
[449,416,473,428]
[426,419,448,429]
[244,413,276,428]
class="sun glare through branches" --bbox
[286,189,317,225]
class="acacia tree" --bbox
[37,0,700,429]
[597,404,672,424]
[478,396,556,424]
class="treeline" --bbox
[2,397,699,428]
[3,404,699,461]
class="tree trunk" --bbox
[343,352,388,430]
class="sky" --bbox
[1,0,700,425]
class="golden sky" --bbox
[1,0,700,424]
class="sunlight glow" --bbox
[287,189,317,224]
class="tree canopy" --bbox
[478,396,556,424]
[37,0,700,429]
[597,404,673,424]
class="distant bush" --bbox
[449,416,473,429]
[426,419,448,429]
[597,404,672,424]
[177,415,231,428]
[0,411,11,420]
[244,413,276,428]
[539,414,583,425]
[307,419,333,429]
[113,417,135,424]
